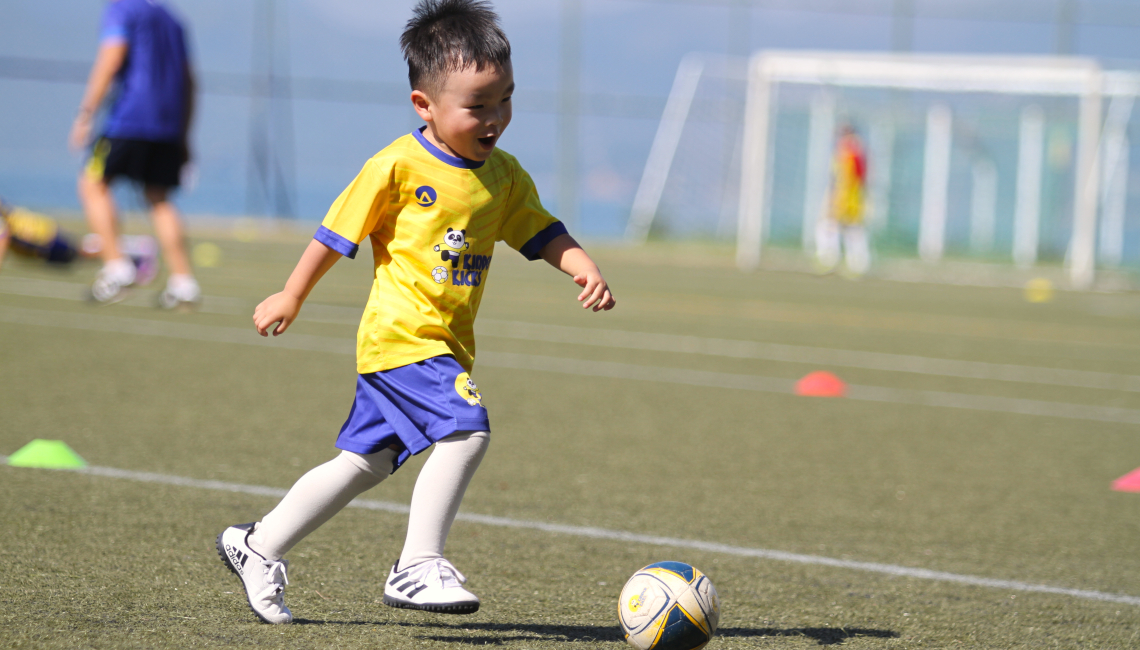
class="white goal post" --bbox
[631,50,1140,289]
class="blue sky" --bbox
[1,0,1138,239]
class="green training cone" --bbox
[6,439,87,469]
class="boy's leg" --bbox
[217,448,395,624]
[144,186,201,307]
[144,187,192,276]
[249,449,397,559]
[814,217,841,273]
[79,173,137,301]
[383,430,488,614]
[78,172,122,263]
[398,430,489,568]
[842,224,871,277]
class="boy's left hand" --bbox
[574,271,615,311]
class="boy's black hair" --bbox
[400,0,511,94]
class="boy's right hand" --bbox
[254,292,302,337]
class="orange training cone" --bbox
[1112,467,1140,493]
[795,371,847,397]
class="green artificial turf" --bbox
[1,233,1139,648]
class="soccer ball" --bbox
[431,266,449,284]
[618,561,719,650]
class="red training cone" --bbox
[1112,467,1140,493]
[795,371,847,397]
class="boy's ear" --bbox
[410,90,433,122]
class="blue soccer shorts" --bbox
[335,355,490,472]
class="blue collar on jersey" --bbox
[414,127,486,169]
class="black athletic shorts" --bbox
[87,137,185,189]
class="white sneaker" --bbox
[382,558,480,614]
[88,259,136,304]
[215,523,292,624]
[158,274,201,310]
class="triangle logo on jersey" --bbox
[415,185,438,207]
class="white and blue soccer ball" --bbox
[431,266,449,284]
[618,561,720,650]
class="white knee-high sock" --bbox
[398,430,489,569]
[843,225,871,275]
[249,449,396,560]
[815,218,842,270]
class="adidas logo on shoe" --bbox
[389,569,430,599]
[225,545,249,576]
[382,558,480,614]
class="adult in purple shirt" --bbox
[70,0,200,308]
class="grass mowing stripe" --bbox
[8,276,1140,392]
[3,456,1138,607]
[0,275,250,315]
[477,319,1140,393]
[845,384,1140,425]
[479,351,1140,426]
[0,304,353,354]
[4,304,1139,427]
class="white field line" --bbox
[2,455,1138,607]
[482,352,1140,426]
[3,305,1139,426]
[476,319,1140,393]
[5,275,1139,392]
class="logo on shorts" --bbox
[454,373,483,407]
[415,186,437,207]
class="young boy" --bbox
[216,0,615,625]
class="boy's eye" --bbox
[468,104,484,110]
[502,96,511,103]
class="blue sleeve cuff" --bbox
[314,225,359,259]
[100,29,127,44]
[517,221,568,261]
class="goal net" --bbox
[629,51,1140,289]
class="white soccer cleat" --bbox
[215,523,292,624]
[158,275,201,310]
[382,558,480,614]
[88,260,137,304]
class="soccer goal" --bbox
[629,50,1140,289]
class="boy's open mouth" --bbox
[478,136,495,147]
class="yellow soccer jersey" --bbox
[317,128,566,374]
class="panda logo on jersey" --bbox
[433,228,470,268]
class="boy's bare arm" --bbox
[254,240,343,336]
[70,42,128,151]
[539,233,616,312]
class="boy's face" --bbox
[412,61,514,162]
